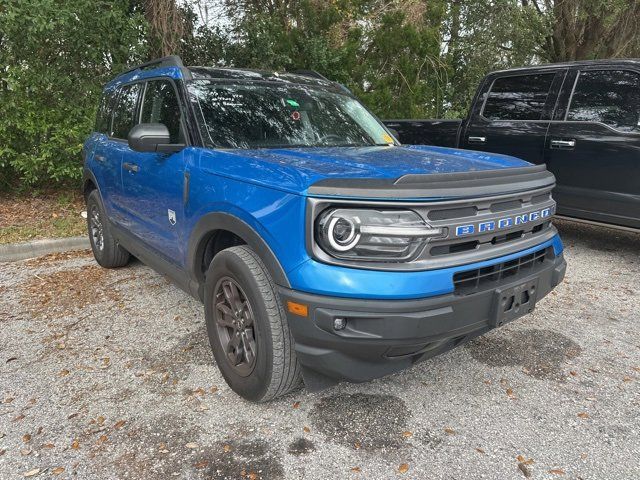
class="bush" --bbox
[0,0,147,189]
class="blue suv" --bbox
[83,56,566,401]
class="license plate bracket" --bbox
[490,278,539,328]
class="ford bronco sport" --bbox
[83,56,567,401]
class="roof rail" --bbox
[293,69,331,82]
[120,55,190,78]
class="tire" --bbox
[204,245,301,402]
[85,189,130,268]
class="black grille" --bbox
[453,248,549,295]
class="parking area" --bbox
[0,220,638,479]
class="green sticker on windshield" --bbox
[286,99,300,107]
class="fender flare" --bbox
[187,212,291,290]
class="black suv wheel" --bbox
[86,190,130,268]
[204,245,301,402]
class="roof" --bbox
[105,55,343,93]
[490,58,640,76]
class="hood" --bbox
[198,144,533,198]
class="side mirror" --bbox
[128,123,184,153]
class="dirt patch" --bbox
[20,265,125,318]
[194,439,284,480]
[467,328,582,380]
[22,249,92,267]
[0,190,86,244]
[309,393,410,450]
[287,437,316,456]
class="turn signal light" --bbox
[287,301,308,317]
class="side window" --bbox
[141,80,183,143]
[567,70,640,133]
[95,91,116,134]
[483,73,555,121]
[111,83,142,139]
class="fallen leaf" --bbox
[23,469,40,477]
[209,386,218,393]
[56,343,66,350]
[518,463,532,478]
[98,435,107,444]
[577,412,589,419]
[633,367,640,373]
[58,369,70,377]
[194,460,209,469]
[517,455,534,465]
[350,467,361,473]
[475,447,485,454]
[398,463,409,474]
[402,431,413,438]
[42,443,54,449]
[23,434,32,443]
[71,439,80,449]
[248,472,258,480]
[549,468,565,475]
[52,467,65,475]
[185,442,198,449]
[506,388,516,399]
[303,426,310,433]
[444,427,456,435]
[223,444,232,453]
[354,441,361,450]
[14,414,26,422]
[293,401,300,409]
[97,416,105,425]
[0,449,5,456]
[193,388,206,396]
[623,376,632,383]
[114,420,126,430]
[569,371,577,376]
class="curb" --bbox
[0,236,90,262]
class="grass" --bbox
[0,189,86,244]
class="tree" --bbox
[525,0,640,61]
[0,0,147,187]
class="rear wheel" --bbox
[204,245,301,402]
[86,190,130,268]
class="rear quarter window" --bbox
[483,73,555,121]
[95,91,116,134]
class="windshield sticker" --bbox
[291,111,301,121]
[382,133,394,144]
[286,99,300,107]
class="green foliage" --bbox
[0,0,147,188]
[1,0,638,189]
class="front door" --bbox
[546,68,640,229]
[462,71,565,164]
[119,78,189,262]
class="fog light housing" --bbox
[333,317,347,331]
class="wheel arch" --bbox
[188,212,291,297]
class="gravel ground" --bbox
[0,220,638,480]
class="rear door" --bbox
[119,78,190,262]
[546,68,640,229]
[462,70,566,164]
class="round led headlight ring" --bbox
[326,215,361,251]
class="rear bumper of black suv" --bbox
[279,251,566,390]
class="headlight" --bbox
[315,208,443,262]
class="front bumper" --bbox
[280,250,566,389]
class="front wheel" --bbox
[204,246,301,402]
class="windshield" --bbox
[188,81,395,149]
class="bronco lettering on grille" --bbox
[454,207,552,237]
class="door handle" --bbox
[550,139,576,149]
[123,162,140,173]
[95,155,106,163]
[468,136,486,143]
